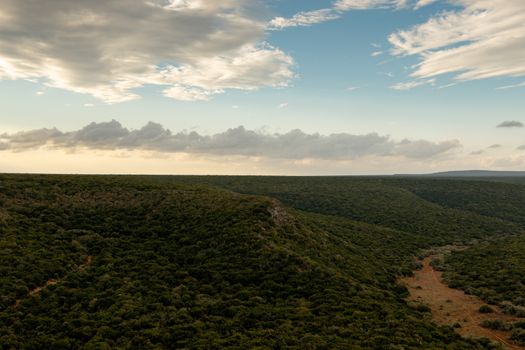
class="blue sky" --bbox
[1,0,524,174]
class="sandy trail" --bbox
[12,255,92,308]
[401,256,524,350]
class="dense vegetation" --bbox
[442,236,525,310]
[171,176,521,244]
[1,174,524,349]
[394,178,525,227]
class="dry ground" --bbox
[401,256,524,350]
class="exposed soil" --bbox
[401,256,524,350]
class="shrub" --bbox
[510,329,525,345]
[414,303,431,313]
[478,305,494,313]
[480,319,510,331]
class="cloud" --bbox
[0,0,294,102]
[437,83,456,89]
[380,72,395,78]
[334,0,406,11]
[268,9,340,29]
[371,51,383,57]
[466,144,503,156]
[268,0,407,31]
[395,138,461,158]
[389,0,525,85]
[497,121,524,128]
[492,155,525,168]
[390,78,435,90]
[278,102,289,109]
[497,81,525,90]
[413,0,437,10]
[0,120,461,160]
[517,145,525,151]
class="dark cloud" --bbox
[0,120,461,160]
[488,144,502,149]
[497,121,524,128]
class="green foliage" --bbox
[442,237,525,309]
[479,305,494,314]
[510,329,525,345]
[480,320,511,331]
[170,176,521,244]
[0,174,521,349]
[394,178,525,227]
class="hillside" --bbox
[398,171,525,177]
[170,176,521,243]
[393,178,525,227]
[0,174,522,349]
[440,235,525,346]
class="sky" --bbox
[1,0,525,175]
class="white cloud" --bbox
[389,0,525,84]
[496,81,525,90]
[0,0,294,103]
[36,91,44,96]
[160,44,294,97]
[268,9,340,29]
[268,0,407,31]
[413,0,437,9]
[278,102,289,109]
[84,103,95,108]
[334,0,406,11]
[163,86,219,102]
[390,78,435,90]
[437,83,456,89]
[371,51,383,57]
[0,120,462,160]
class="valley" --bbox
[1,174,525,349]
[402,253,524,349]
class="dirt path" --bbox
[13,255,92,308]
[401,256,524,350]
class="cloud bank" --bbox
[0,0,294,102]
[0,120,461,160]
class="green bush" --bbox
[479,305,494,314]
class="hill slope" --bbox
[171,176,521,243]
[0,175,498,349]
